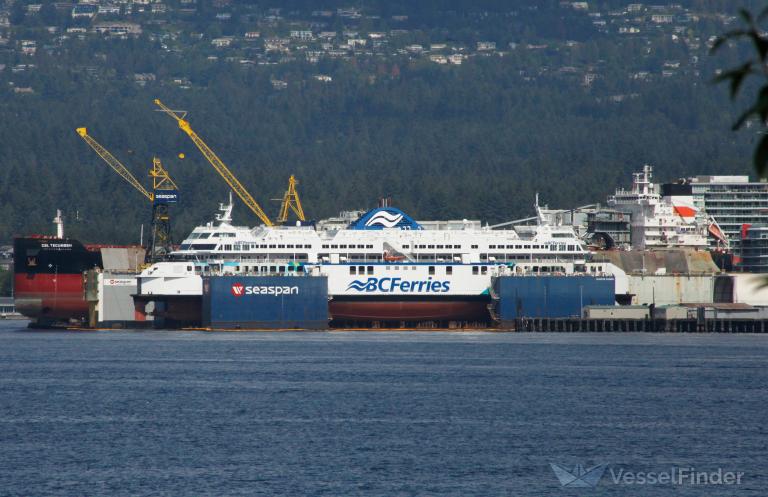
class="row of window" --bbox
[405,244,463,249]
[488,244,580,250]
[183,243,313,251]
[200,265,302,274]
[348,265,489,275]
[321,244,375,249]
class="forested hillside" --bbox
[0,0,758,243]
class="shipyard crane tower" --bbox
[153,99,274,226]
[76,127,179,260]
[277,175,306,224]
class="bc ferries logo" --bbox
[365,211,404,228]
[231,282,299,297]
[347,277,450,293]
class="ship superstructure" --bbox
[135,197,595,325]
[607,165,712,250]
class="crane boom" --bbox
[76,127,154,202]
[153,99,273,226]
[278,175,306,223]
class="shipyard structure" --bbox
[11,100,768,330]
[13,185,768,331]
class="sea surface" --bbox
[0,320,766,496]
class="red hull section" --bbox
[330,300,489,322]
[14,273,88,321]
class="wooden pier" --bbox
[504,318,768,333]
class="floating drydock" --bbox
[202,276,329,330]
[492,275,615,327]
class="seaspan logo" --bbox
[231,283,245,297]
[231,282,299,297]
[347,277,450,293]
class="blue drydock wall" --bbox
[494,275,615,321]
[202,276,328,329]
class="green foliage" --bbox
[0,2,755,244]
[712,7,768,177]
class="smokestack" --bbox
[53,210,64,239]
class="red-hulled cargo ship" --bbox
[13,236,102,323]
[13,236,144,324]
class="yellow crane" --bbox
[277,175,306,223]
[76,127,154,202]
[153,99,274,226]
[150,157,179,193]
[76,127,179,259]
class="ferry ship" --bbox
[135,197,598,325]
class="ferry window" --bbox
[350,266,356,275]
[567,245,574,251]
[279,266,285,273]
[358,266,365,273]
[224,244,232,251]
[270,266,277,273]
[331,244,338,249]
[192,243,217,250]
[180,244,192,250]
[187,266,193,272]
[386,266,391,271]
[480,254,488,260]
[366,245,373,249]
[428,245,435,249]
[269,244,276,249]
[403,244,409,249]
[471,244,478,249]
[322,244,329,249]
[288,266,295,272]
[259,244,266,248]
[524,245,531,249]
[489,245,496,249]
[481,266,488,275]
[437,245,444,249]
[278,244,285,249]
[287,244,294,249]
[428,266,435,275]
[357,244,365,249]
[446,266,453,275]
[472,266,479,275]
[235,266,240,271]
[200,233,211,239]
[367,266,374,275]
[261,266,267,272]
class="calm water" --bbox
[0,320,766,496]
